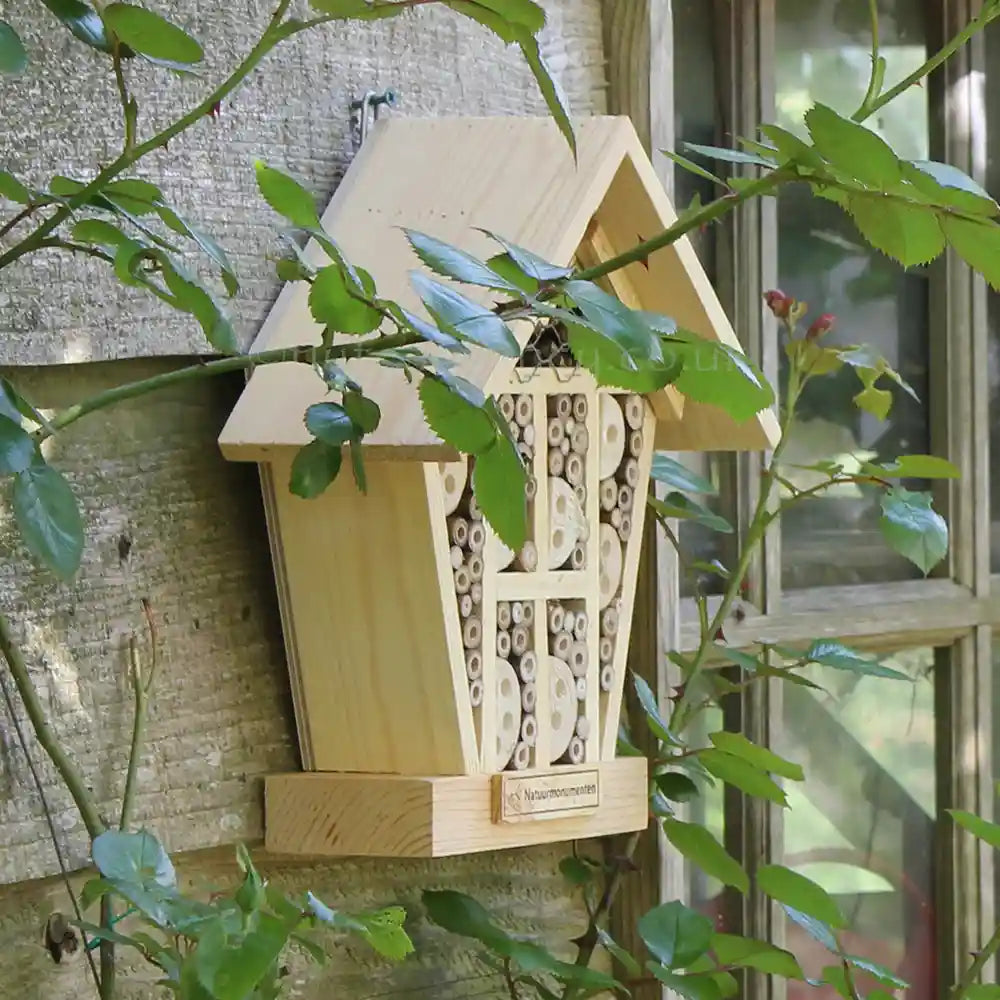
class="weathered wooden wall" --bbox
[0,0,609,994]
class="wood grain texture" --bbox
[264,758,647,857]
[0,0,607,365]
[269,455,475,775]
[0,841,595,999]
[0,361,293,885]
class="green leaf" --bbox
[516,30,575,159]
[639,901,714,969]
[844,955,908,989]
[161,260,238,354]
[662,150,724,186]
[879,486,948,574]
[666,336,774,420]
[196,910,297,1000]
[0,415,38,474]
[803,640,910,680]
[38,0,111,51]
[477,229,572,283]
[863,454,959,479]
[79,877,115,911]
[290,440,342,498]
[649,493,734,534]
[343,392,380,434]
[711,935,804,978]
[0,170,31,204]
[757,865,845,928]
[469,0,546,31]
[355,906,414,961]
[306,0,407,17]
[309,264,382,335]
[568,320,682,393]
[650,454,718,495]
[0,21,27,75]
[104,4,203,64]
[633,673,681,745]
[71,218,130,249]
[305,402,357,447]
[254,162,321,229]
[846,193,945,267]
[783,905,838,952]
[411,271,519,357]
[597,928,642,977]
[948,809,1000,850]
[422,890,511,950]
[903,159,999,216]
[418,376,496,454]
[708,732,804,781]
[655,772,701,802]
[472,437,527,551]
[404,230,521,293]
[941,215,1000,292]
[558,856,594,886]
[854,384,894,420]
[758,124,826,169]
[647,964,731,1000]
[698,749,788,806]
[663,819,748,893]
[683,142,777,169]
[103,177,162,213]
[804,103,901,189]
[962,987,1000,1000]
[156,206,239,296]
[565,280,659,361]
[12,463,84,579]
[92,830,176,890]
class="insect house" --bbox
[218,116,780,858]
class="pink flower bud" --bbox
[763,289,793,319]
[806,313,836,340]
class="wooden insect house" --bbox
[218,116,780,858]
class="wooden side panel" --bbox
[594,148,781,453]
[264,757,648,858]
[271,456,472,774]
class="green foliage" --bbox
[879,486,949,574]
[12,463,85,579]
[756,865,845,929]
[0,21,27,75]
[103,4,204,65]
[663,819,748,893]
[649,454,718,494]
[38,0,112,51]
[638,901,714,968]
[948,809,1000,850]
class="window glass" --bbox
[775,646,936,998]
[775,0,931,589]
[985,24,1000,572]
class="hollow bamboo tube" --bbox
[467,554,484,582]
[569,641,588,678]
[553,393,572,419]
[496,629,511,658]
[566,453,585,486]
[548,449,565,478]
[497,601,512,631]
[599,636,614,664]
[570,543,586,570]
[562,610,576,635]
[600,478,617,512]
[469,678,484,707]
[449,517,469,547]
[514,395,533,427]
[571,425,589,454]
[521,681,537,713]
[498,393,515,421]
[600,606,619,637]
[466,649,483,680]
[468,522,486,554]
[574,611,589,641]
[547,419,565,448]
[518,650,538,683]
[551,631,572,659]
[622,457,640,488]
[468,494,483,521]
[618,515,632,543]
[512,741,531,770]
[450,545,464,570]
[511,601,524,625]
[572,394,588,422]
[624,394,644,429]
[470,581,483,606]
[566,736,585,764]
[454,566,471,595]
[463,617,483,649]
[517,541,538,571]
[521,601,535,627]
[511,624,531,657]
[628,430,643,459]
[575,677,587,700]
[548,603,565,634]
[575,716,591,740]
[458,593,473,619]
[520,714,537,747]
[600,662,615,692]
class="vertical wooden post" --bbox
[602,2,675,994]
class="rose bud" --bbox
[764,289,793,319]
[806,312,836,340]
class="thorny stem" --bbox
[853,0,882,121]
[111,42,135,154]
[953,922,1000,1000]
[502,957,523,1000]
[119,601,157,832]
[0,203,38,240]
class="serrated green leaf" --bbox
[161,260,238,354]
[846,194,945,267]
[0,21,27,75]
[863,454,959,479]
[662,150,724,185]
[711,934,804,978]
[38,0,111,50]
[0,415,38,474]
[418,376,496,454]
[708,732,804,781]
[666,335,775,420]
[758,124,825,169]
[844,954,908,989]
[404,229,521,292]
[663,819,748,893]
[356,906,414,961]
[757,865,845,928]
[472,437,527,551]
[104,4,202,63]
[565,280,659,361]
[411,271,519,357]
[941,215,1000,292]
[948,809,1000,850]
[903,159,999,216]
[254,162,320,229]
[568,320,682,393]
[516,30,575,158]
[633,673,681,745]
[683,142,777,169]
[309,264,381,335]
[477,229,572,282]
[650,454,718,495]
[342,391,380,434]
[396,305,467,353]
[655,771,701,802]
[305,402,356,447]
[649,493,734,534]
[698,749,788,805]
[196,910,298,1000]
[290,440,342,498]
[156,205,239,296]
[805,103,900,189]
[12,463,84,578]
[783,904,838,951]
[647,964,732,1000]
[639,901,714,969]
[804,640,910,680]
[0,170,31,204]
[879,486,948,574]
[854,385,893,420]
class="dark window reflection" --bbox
[776,0,930,589]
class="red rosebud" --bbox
[764,289,793,319]
[714,627,726,642]
[806,312,836,340]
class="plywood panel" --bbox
[270,457,473,775]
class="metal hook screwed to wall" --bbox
[351,88,398,144]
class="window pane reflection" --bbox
[985,23,1000,571]
[776,647,936,1000]
[776,0,931,589]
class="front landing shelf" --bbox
[264,758,648,858]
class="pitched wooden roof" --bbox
[218,115,780,462]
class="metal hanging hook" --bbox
[350,88,398,145]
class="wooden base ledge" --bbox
[264,758,648,858]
